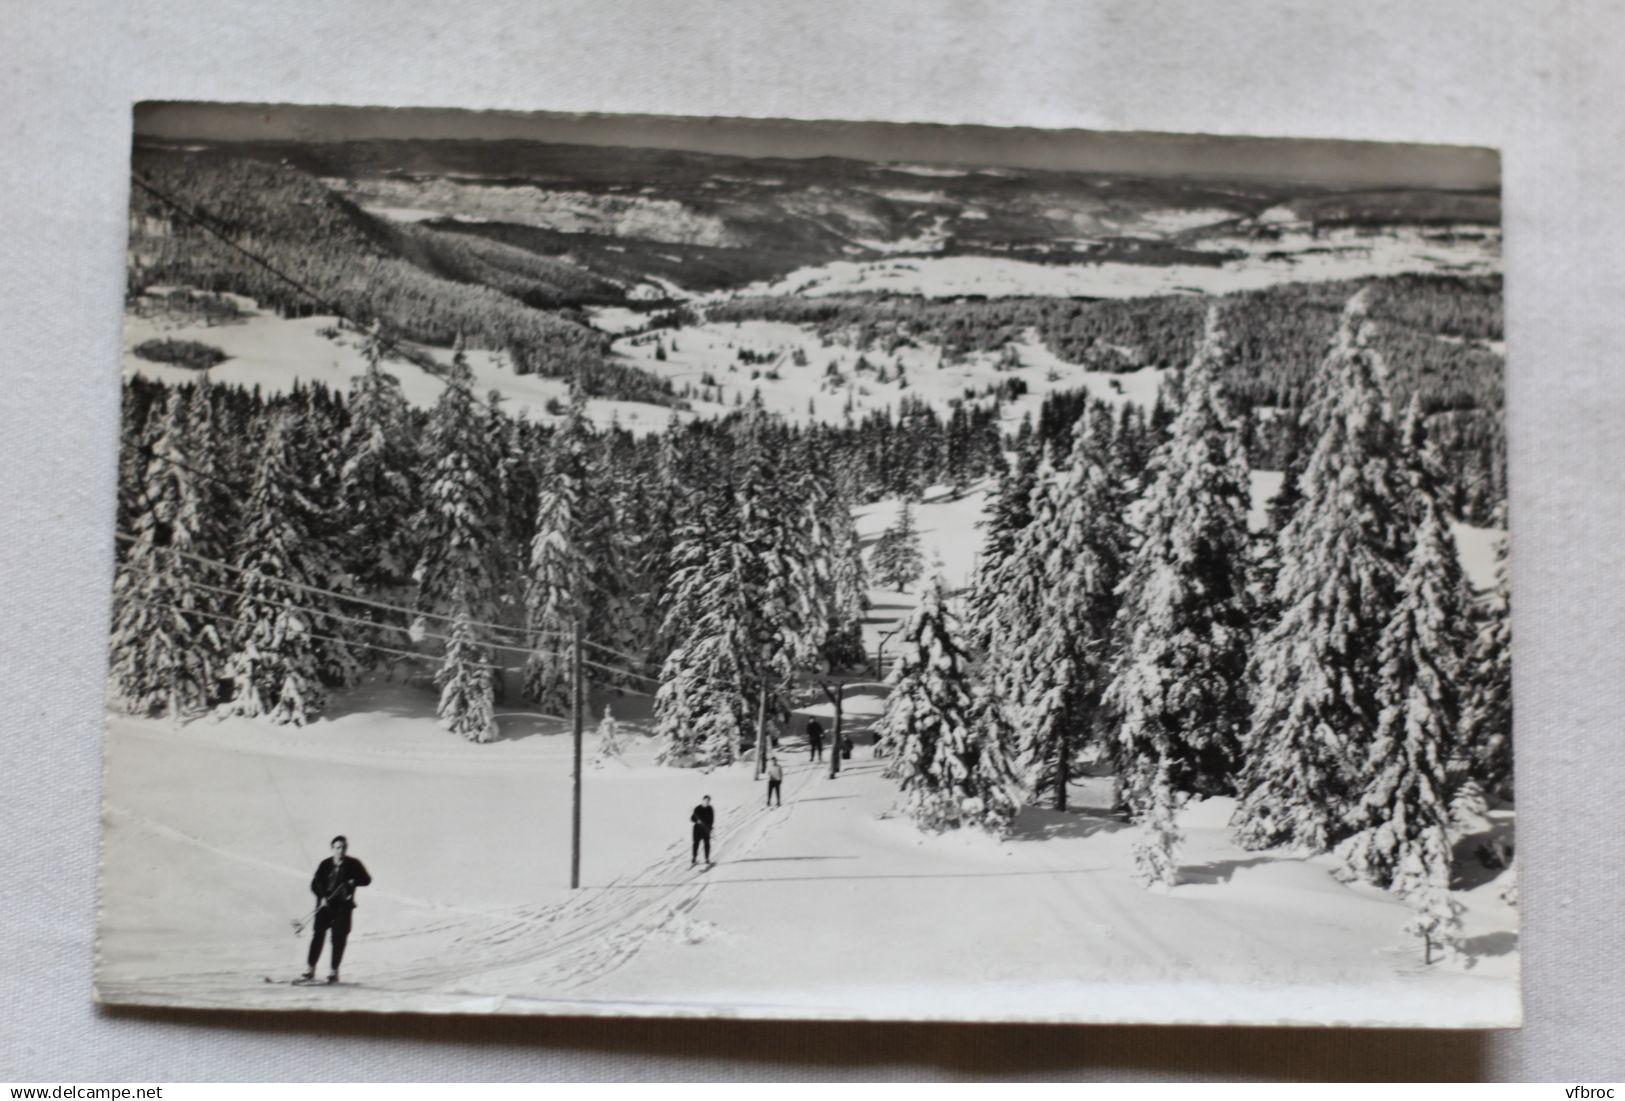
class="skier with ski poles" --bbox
[690,796,715,866]
[302,835,372,983]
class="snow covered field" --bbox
[125,249,1503,450]
[610,318,1172,429]
[121,295,677,434]
[123,294,1165,439]
[95,680,1518,1025]
[724,226,1500,302]
[124,289,1184,437]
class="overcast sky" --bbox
[134,102,1499,191]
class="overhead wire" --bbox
[119,536,663,684]
[117,561,562,662]
[115,532,550,645]
[124,595,505,676]
[126,591,661,694]
[579,636,660,671]
[117,545,662,687]
[577,656,660,689]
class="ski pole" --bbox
[291,885,348,935]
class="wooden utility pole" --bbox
[754,678,768,778]
[1055,723,1068,812]
[875,623,903,681]
[570,620,583,890]
[819,681,843,778]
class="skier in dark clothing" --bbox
[807,718,825,762]
[303,835,372,983]
[690,796,715,865]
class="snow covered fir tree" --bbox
[523,385,595,716]
[592,705,626,767]
[215,410,357,724]
[1106,307,1254,885]
[1234,293,1416,854]
[106,124,1516,1014]
[412,349,505,742]
[338,325,420,593]
[1336,496,1473,899]
[979,409,1128,814]
[109,379,234,718]
[873,570,1021,833]
[871,498,924,590]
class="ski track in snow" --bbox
[378,764,817,996]
[100,760,820,1006]
[101,803,498,921]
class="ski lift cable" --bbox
[116,538,676,685]
[116,563,561,661]
[131,437,665,664]
[130,590,1228,732]
[123,595,508,675]
[120,548,661,687]
[578,636,659,669]
[126,593,659,698]
[577,656,661,690]
[114,532,553,644]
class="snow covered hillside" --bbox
[123,292,1173,434]
[722,226,1500,302]
[97,685,1518,1025]
[608,319,1170,430]
[121,291,676,433]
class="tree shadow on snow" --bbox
[1176,855,1278,885]
[1006,806,1128,843]
[487,714,570,743]
[1464,930,1518,959]
[825,761,887,778]
[1450,809,1516,891]
[321,687,440,723]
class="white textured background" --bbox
[2,0,1621,1082]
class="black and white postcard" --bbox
[98,103,1515,1025]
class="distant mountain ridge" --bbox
[125,136,1501,420]
[134,136,1500,302]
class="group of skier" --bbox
[297,717,853,980]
